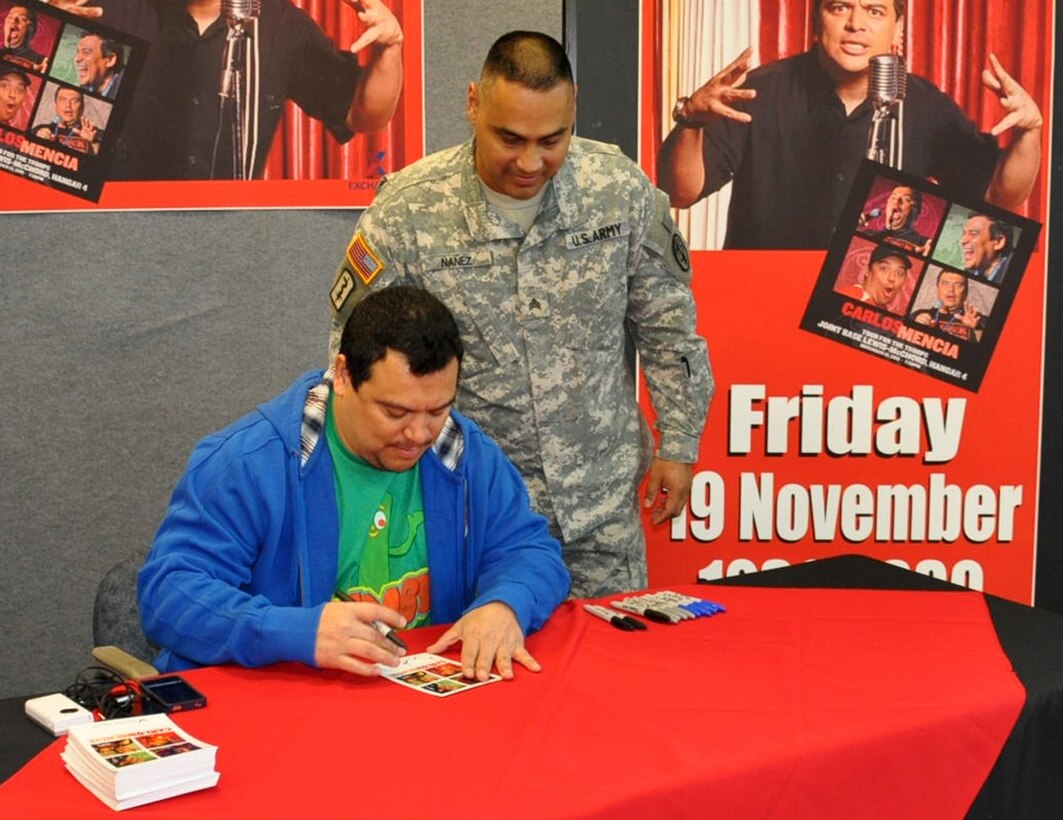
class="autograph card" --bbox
[377,653,501,697]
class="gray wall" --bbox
[0,1,562,700]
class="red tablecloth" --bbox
[0,585,1024,818]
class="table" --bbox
[703,554,1063,819]
[0,576,1026,818]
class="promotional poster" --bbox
[0,0,422,211]
[639,0,1051,605]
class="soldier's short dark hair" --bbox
[481,31,573,92]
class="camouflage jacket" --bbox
[329,137,712,542]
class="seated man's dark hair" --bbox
[481,30,573,91]
[340,286,463,389]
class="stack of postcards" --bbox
[61,713,219,810]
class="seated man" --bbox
[139,286,570,681]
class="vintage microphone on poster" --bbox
[866,54,907,168]
[215,0,261,179]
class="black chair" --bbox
[91,553,159,678]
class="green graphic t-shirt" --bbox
[326,394,431,626]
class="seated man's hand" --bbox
[315,601,406,676]
[425,602,539,682]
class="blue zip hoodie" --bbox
[138,370,570,671]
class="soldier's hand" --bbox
[644,457,693,525]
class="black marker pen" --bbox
[334,589,408,651]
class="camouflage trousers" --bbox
[562,513,648,599]
[525,473,648,598]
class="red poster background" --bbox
[637,1,1051,604]
[0,0,423,211]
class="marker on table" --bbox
[610,600,676,624]
[334,589,408,651]
[583,604,642,631]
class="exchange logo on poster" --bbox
[800,161,1040,391]
[0,1,143,202]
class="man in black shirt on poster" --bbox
[51,0,403,180]
[657,0,1043,250]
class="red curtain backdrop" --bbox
[261,0,404,181]
[648,0,1048,220]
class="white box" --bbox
[25,693,95,736]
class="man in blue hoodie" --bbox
[139,286,570,682]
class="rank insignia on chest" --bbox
[330,269,355,311]
[346,232,384,285]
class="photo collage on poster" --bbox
[800,160,1041,392]
[0,1,142,201]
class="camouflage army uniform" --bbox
[329,137,712,596]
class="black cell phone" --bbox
[139,675,207,713]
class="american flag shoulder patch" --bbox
[346,232,384,285]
